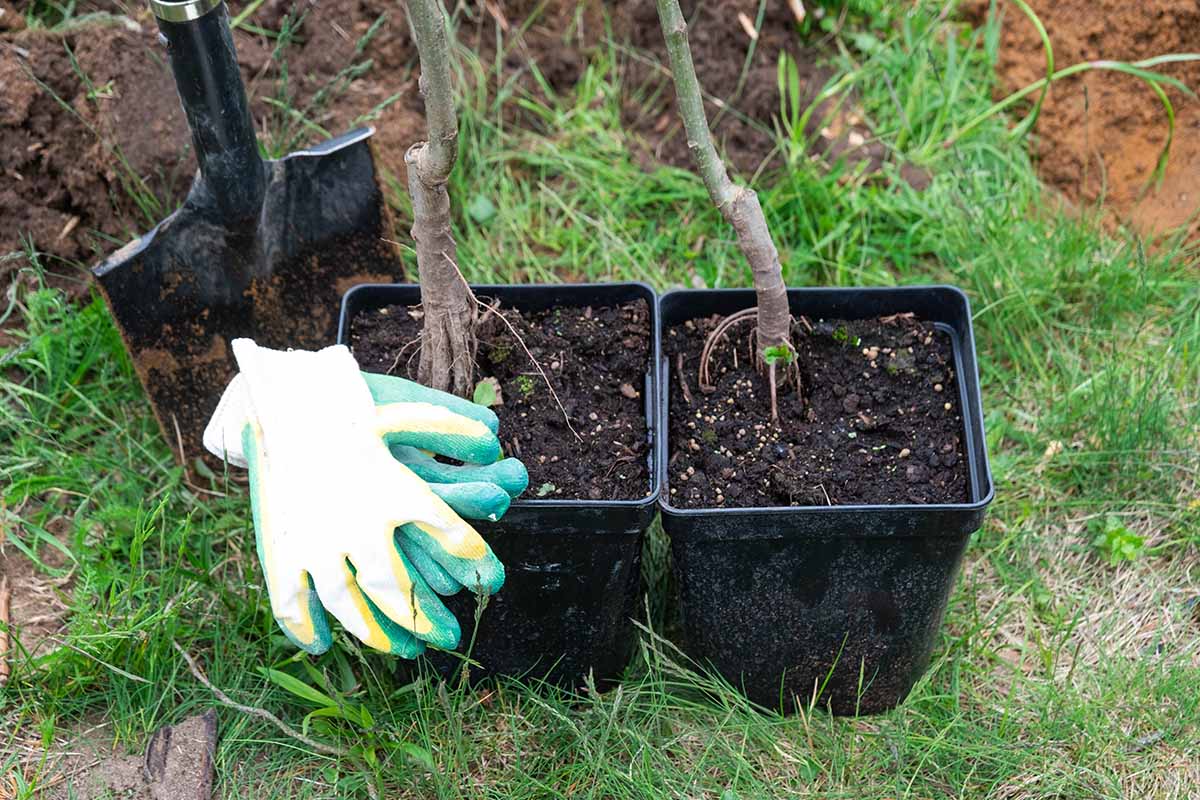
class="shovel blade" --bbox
[94,128,406,468]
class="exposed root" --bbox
[172,640,345,758]
[386,331,423,377]
[412,249,477,396]
[676,352,694,406]
[697,306,801,422]
[698,307,758,390]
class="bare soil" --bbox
[10,0,1195,279]
[1,18,193,265]
[616,0,885,176]
[1,0,883,274]
[41,712,217,800]
[965,0,1200,238]
[350,300,653,501]
[664,312,969,509]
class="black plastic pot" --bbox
[658,286,994,715]
[339,282,660,687]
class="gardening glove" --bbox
[202,339,527,657]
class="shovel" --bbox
[93,0,406,468]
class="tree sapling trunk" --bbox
[406,0,477,396]
[654,0,795,418]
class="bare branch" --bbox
[172,640,345,758]
[655,0,791,357]
[405,0,458,184]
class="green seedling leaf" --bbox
[468,194,497,224]
[762,343,796,366]
[473,377,502,407]
[303,704,374,732]
[536,482,556,497]
[260,667,336,708]
[1090,515,1145,566]
[400,742,436,772]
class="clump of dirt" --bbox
[665,312,969,508]
[351,300,653,501]
[966,0,1200,237]
[0,18,193,265]
[41,712,218,800]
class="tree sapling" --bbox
[405,0,477,396]
[655,0,795,419]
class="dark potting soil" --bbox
[351,300,652,502]
[665,312,970,509]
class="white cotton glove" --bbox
[203,339,514,657]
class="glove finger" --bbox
[307,558,430,657]
[428,482,511,522]
[389,444,529,500]
[399,522,505,596]
[397,525,464,595]
[349,540,461,650]
[202,374,251,467]
[243,422,332,654]
[362,371,500,433]
[374,403,501,464]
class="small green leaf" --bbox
[762,343,796,366]
[400,742,436,772]
[303,704,374,731]
[536,482,556,497]
[1089,514,1145,566]
[260,667,336,708]
[468,194,497,224]
[473,377,501,407]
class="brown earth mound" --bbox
[970,0,1200,238]
[1,17,193,265]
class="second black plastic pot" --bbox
[658,286,994,715]
[339,282,660,687]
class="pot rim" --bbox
[656,284,995,517]
[339,280,663,509]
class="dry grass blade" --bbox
[0,574,10,687]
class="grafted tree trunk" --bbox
[406,0,476,396]
[654,0,792,358]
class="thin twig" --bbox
[768,362,779,422]
[0,575,10,686]
[172,640,346,758]
[675,353,694,406]
[471,292,584,444]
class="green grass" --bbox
[2,2,1199,798]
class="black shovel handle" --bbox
[152,0,265,221]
